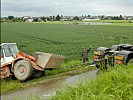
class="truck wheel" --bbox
[14,60,33,81]
[128,59,133,64]
[96,64,100,68]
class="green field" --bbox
[1,21,133,96]
[1,22,133,61]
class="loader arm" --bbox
[16,51,36,61]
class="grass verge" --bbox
[1,60,95,95]
[51,64,133,100]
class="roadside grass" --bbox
[51,64,133,100]
[45,60,82,75]
[1,60,94,94]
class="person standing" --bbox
[80,46,91,63]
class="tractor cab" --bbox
[1,43,19,65]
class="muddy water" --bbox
[1,69,98,100]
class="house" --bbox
[23,16,34,22]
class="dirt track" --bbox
[1,69,98,100]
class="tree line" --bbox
[1,15,62,22]
[1,15,133,22]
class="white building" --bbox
[23,16,34,22]
[26,18,34,22]
[82,18,100,21]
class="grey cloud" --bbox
[1,0,133,16]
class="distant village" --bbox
[1,15,133,22]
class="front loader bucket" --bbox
[35,52,64,69]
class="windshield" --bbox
[3,44,19,57]
[111,45,118,50]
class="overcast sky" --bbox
[1,0,133,17]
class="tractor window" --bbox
[3,44,19,57]
[11,45,19,55]
[0,47,4,58]
[4,45,12,57]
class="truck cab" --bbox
[93,47,111,61]
[93,47,113,68]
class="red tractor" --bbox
[0,43,64,81]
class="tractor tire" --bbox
[128,59,133,64]
[14,60,33,81]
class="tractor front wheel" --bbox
[14,60,33,81]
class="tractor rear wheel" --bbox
[14,60,33,81]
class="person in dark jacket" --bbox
[80,47,91,63]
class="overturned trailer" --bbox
[93,44,133,69]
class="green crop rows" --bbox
[1,22,133,61]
